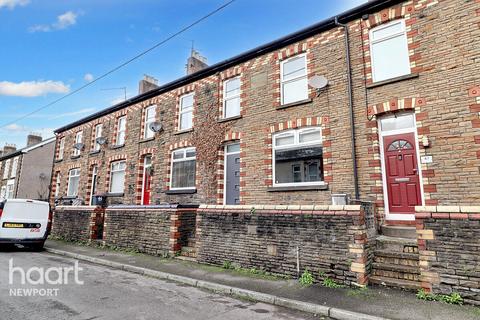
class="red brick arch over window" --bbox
[264,116,331,187]
[216,132,244,205]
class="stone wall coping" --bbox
[55,206,95,211]
[198,204,362,212]
[415,205,480,213]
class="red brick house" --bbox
[50,0,480,304]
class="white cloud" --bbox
[0,0,29,9]
[29,11,80,33]
[84,73,94,82]
[0,80,70,97]
[49,108,95,120]
[4,123,28,132]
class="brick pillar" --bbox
[348,207,369,286]
[169,210,181,255]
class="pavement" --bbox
[0,247,322,320]
[41,239,480,320]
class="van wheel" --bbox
[31,242,45,251]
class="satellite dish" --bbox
[149,121,163,133]
[73,143,84,150]
[95,137,107,145]
[308,75,328,89]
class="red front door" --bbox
[142,170,152,205]
[383,133,422,214]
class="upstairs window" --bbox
[67,168,80,197]
[116,116,127,145]
[10,157,18,178]
[179,93,194,131]
[223,77,241,118]
[370,19,410,82]
[110,160,126,194]
[273,127,324,186]
[281,54,308,105]
[171,147,196,190]
[73,131,83,156]
[3,160,10,179]
[143,105,157,139]
[58,137,65,160]
[93,124,102,152]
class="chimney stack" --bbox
[186,49,208,75]
[27,133,42,146]
[2,143,16,155]
[139,75,159,94]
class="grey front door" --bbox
[225,143,240,205]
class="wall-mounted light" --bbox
[422,136,430,148]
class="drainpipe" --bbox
[334,16,359,201]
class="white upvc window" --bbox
[54,172,61,198]
[6,179,14,199]
[272,127,324,187]
[3,159,10,179]
[67,168,80,197]
[178,93,194,131]
[143,105,157,139]
[109,160,126,194]
[370,19,410,82]
[223,77,241,118]
[170,147,196,190]
[0,186,6,200]
[73,131,83,156]
[116,116,127,145]
[280,54,308,105]
[10,157,18,178]
[93,124,103,151]
[58,137,65,160]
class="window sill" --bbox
[165,189,197,195]
[366,73,419,89]
[217,115,242,123]
[267,184,328,192]
[54,159,64,163]
[89,150,101,156]
[174,128,193,135]
[111,144,125,150]
[106,193,124,197]
[70,155,81,160]
[277,98,312,110]
[139,137,155,143]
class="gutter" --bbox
[334,17,360,201]
[54,0,404,133]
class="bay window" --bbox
[223,77,241,118]
[281,54,308,105]
[179,93,194,131]
[67,168,80,197]
[273,127,324,186]
[171,147,196,190]
[370,19,410,82]
[110,160,126,194]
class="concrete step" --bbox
[381,225,417,239]
[175,256,197,262]
[369,275,421,291]
[181,246,196,253]
[375,235,418,253]
[372,262,420,275]
[374,250,419,267]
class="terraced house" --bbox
[50,0,480,305]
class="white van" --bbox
[0,199,52,250]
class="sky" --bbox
[0,0,366,149]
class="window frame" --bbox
[58,137,65,160]
[280,54,308,105]
[54,172,61,198]
[109,160,126,194]
[170,147,196,191]
[222,76,241,119]
[67,168,80,197]
[73,131,83,156]
[369,19,411,83]
[116,116,127,146]
[10,157,18,178]
[143,105,157,139]
[6,179,15,199]
[93,124,103,151]
[178,93,194,131]
[272,127,325,187]
[3,159,10,179]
